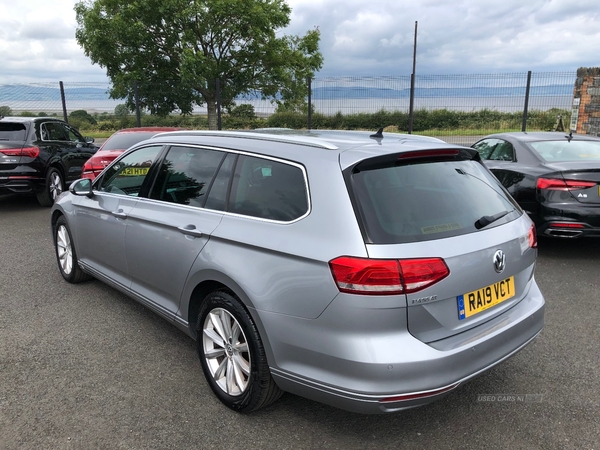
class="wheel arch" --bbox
[184,273,275,364]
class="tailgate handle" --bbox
[112,209,127,219]
[177,225,203,238]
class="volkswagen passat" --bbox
[51,129,545,413]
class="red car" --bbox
[81,127,183,180]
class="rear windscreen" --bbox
[350,159,520,244]
[0,123,27,141]
[101,132,157,151]
[529,140,600,162]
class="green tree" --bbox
[114,103,130,119]
[69,110,97,125]
[75,0,323,129]
[0,105,12,116]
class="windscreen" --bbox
[0,123,27,141]
[350,159,520,244]
[101,132,157,151]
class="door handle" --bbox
[112,209,127,219]
[177,225,203,237]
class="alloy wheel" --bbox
[50,171,63,201]
[202,308,251,396]
[56,224,73,275]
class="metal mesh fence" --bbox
[0,72,576,145]
[0,72,575,115]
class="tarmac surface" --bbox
[1,192,599,449]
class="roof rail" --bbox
[150,130,339,150]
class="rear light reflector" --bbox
[380,383,460,403]
[549,222,585,229]
[0,146,39,158]
[329,256,449,295]
[537,177,596,190]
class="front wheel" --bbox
[37,167,64,206]
[54,216,91,283]
[197,291,283,413]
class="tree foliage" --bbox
[75,0,323,129]
[0,105,12,116]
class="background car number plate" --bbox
[457,276,515,320]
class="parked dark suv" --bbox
[0,116,97,206]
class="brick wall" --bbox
[573,67,600,135]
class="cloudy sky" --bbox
[0,0,598,84]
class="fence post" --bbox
[522,71,532,132]
[307,77,312,130]
[408,21,418,134]
[59,81,68,123]
[134,80,141,127]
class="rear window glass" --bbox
[0,123,27,141]
[529,140,600,162]
[350,160,520,244]
[101,132,157,151]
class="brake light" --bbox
[528,224,537,249]
[398,149,459,160]
[549,222,585,229]
[0,146,39,158]
[329,256,449,295]
[536,177,596,190]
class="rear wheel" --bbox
[197,291,283,412]
[54,216,91,283]
[37,167,64,206]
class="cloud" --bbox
[0,0,598,84]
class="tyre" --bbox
[197,291,283,413]
[54,216,92,283]
[37,167,64,207]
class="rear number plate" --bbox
[457,276,515,320]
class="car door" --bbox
[473,138,537,214]
[123,145,226,315]
[38,121,96,183]
[73,145,164,289]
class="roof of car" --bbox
[150,129,447,152]
[482,131,600,142]
[112,127,184,133]
[0,116,64,123]
[146,129,464,169]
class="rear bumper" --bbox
[536,203,600,238]
[261,280,545,414]
[0,176,44,194]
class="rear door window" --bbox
[349,159,520,244]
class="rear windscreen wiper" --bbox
[475,210,510,229]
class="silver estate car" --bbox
[51,130,545,414]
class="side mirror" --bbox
[69,178,93,197]
[85,136,95,144]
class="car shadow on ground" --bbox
[537,235,600,260]
[0,193,42,212]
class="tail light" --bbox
[82,158,107,178]
[329,256,449,295]
[528,224,537,249]
[0,146,40,158]
[536,177,596,190]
